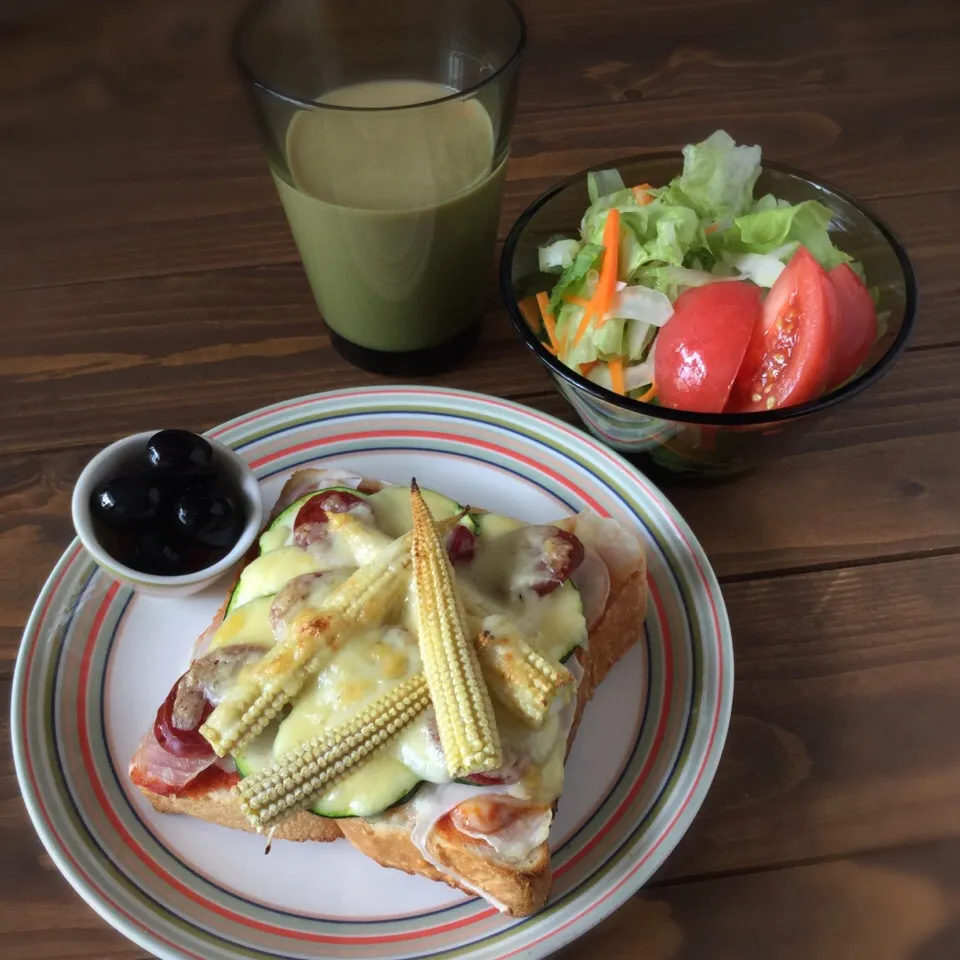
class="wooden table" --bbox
[3,0,959,956]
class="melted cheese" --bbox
[222,481,596,891]
[209,596,275,650]
[231,546,325,608]
[456,805,553,862]
[269,626,430,817]
[259,523,290,554]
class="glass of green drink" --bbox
[233,0,526,375]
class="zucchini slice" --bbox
[234,729,422,819]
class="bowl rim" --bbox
[500,152,919,427]
[71,431,264,588]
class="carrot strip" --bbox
[518,296,542,334]
[704,223,719,235]
[609,358,626,396]
[635,381,658,403]
[535,291,558,349]
[592,208,621,328]
[633,184,654,206]
[580,361,599,375]
[564,295,592,307]
[573,208,621,347]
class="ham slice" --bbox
[129,727,218,797]
[571,547,611,629]
[269,468,365,520]
[450,798,554,861]
[559,510,644,585]
[131,644,265,798]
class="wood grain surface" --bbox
[2,0,959,957]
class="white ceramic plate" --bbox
[12,386,732,960]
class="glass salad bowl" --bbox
[500,154,917,480]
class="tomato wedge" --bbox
[727,246,833,413]
[826,263,878,389]
[654,281,762,413]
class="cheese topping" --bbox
[230,546,326,609]
[221,482,589,900]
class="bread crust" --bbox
[142,786,341,842]
[135,472,648,914]
[337,817,552,916]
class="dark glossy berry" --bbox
[174,488,243,549]
[146,430,216,480]
[132,527,186,575]
[91,475,167,529]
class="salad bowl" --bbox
[500,146,917,480]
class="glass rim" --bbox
[500,152,918,428]
[231,0,527,113]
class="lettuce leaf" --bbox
[627,204,701,265]
[581,201,701,273]
[587,169,626,204]
[672,129,762,219]
[557,308,626,369]
[715,199,853,270]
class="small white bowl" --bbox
[72,430,264,597]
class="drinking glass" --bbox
[233,0,526,374]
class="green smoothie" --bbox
[271,79,506,353]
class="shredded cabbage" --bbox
[625,320,656,361]
[609,285,674,326]
[538,237,581,273]
[547,243,604,313]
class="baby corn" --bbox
[411,480,501,778]
[236,672,430,830]
[475,614,574,728]
[201,540,412,756]
[459,581,574,726]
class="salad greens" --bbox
[526,130,862,401]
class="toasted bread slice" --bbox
[134,470,648,915]
[337,568,646,915]
[146,787,342,842]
